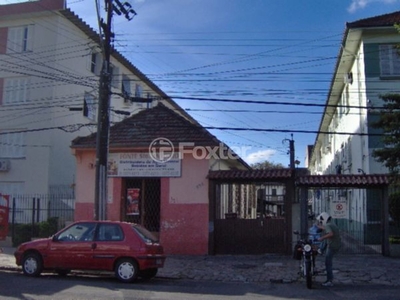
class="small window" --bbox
[379,44,400,77]
[83,93,96,121]
[7,25,33,53]
[135,84,142,97]
[90,52,102,75]
[122,75,131,103]
[110,65,120,88]
[0,131,26,158]
[4,77,30,104]
[91,53,97,73]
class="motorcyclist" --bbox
[316,212,341,287]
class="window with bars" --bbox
[7,25,34,53]
[3,77,30,104]
[379,44,400,77]
[0,132,26,158]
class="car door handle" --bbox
[91,243,97,250]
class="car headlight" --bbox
[304,244,312,252]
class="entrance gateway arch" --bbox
[208,169,391,256]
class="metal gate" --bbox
[214,217,285,254]
[123,178,160,233]
[211,182,289,255]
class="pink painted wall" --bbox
[73,150,210,255]
[74,150,96,221]
[108,177,123,220]
[160,155,209,255]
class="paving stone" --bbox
[2,247,400,286]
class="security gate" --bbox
[123,178,160,233]
[210,181,291,255]
[214,217,285,254]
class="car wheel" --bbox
[22,253,43,277]
[56,269,71,276]
[139,268,158,280]
[115,259,138,283]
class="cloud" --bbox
[244,149,277,165]
[348,0,400,13]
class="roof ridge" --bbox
[347,10,400,28]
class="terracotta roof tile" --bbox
[296,174,389,187]
[347,10,400,28]
[208,171,390,187]
[208,169,294,181]
[72,104,221,148]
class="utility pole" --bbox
[94,0,113,221]
[94,1,136,221]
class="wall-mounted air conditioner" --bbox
[344,72,353,84]
[0,159,10,172]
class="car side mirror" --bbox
[52,235,59,242]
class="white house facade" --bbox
[308,11,400,246]
[0,0,187,196]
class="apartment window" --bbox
[343,85,350,114]
[122,75,131,103]
[379,44,400,76]
[83,93,97,121]
[90,52,102,75]
[0,132,26,158]
[146,92,153,108]
[135,84,143,97]
[110,65,120,88]
[7,25,33,53]
[3,77,30,104]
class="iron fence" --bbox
[7,194,75,246]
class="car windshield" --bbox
[132,225,158,243]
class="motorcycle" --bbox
[293,226,322,289]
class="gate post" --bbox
[382,187,390,256]
[300,187,309,238]
[208,180,216,255]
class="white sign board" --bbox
[108,153,181,177]
[330,196,348,219]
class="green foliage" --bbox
[12,223,36,247]
[371,94,400,177]
[38,217,59,237]
[12,217,59,247]
[389,236,400,244]
[251,161,285,169]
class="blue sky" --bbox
[3,0,400,167]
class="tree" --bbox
[251,161,285,169]
[371,93,400,177]
[372,93,400,224]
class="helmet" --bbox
[316,212,331,226]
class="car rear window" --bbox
[132,225,158,243]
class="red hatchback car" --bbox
[14,221,166,283]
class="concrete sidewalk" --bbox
[1,246,400,286]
